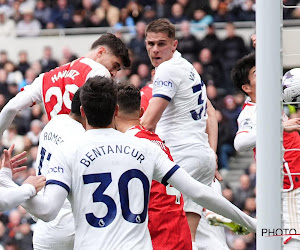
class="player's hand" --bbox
[1,144,27,175]
[23,176,46,193]
[283,118,300,133]
[251,34,256,48]
[214,153,223,181]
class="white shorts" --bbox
[33,208,75,250]
[170,144,216,215]
[283,188,300,249]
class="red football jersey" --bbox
[42,57,110,120]
[283,131,300,190]
[127,125,192,250]
[140,83,153,111]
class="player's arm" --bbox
[206,99,218,152]
[0,74,44,139]
[140,97,169,132]
[166,167,256,232]
[283,118,300,133]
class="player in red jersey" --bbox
[115,82,192,250]
[232,53,300,249]
[0,33,130,138]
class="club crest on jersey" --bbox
[51,69,80,83]
[153,78,173,88]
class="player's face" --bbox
[98,49,122,77]
[243,66,256,101]
[145,32,178,67]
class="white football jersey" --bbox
[46,128,178,250]
[34,114,85,249]
[236,99,256,135]
[152,51,209,148]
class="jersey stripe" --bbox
[46,180,70,193]
[161,164,180,186]
[152,94,171,102]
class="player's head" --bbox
[90,33,130,77]
[80,76,118,128]
[115,82,143,132]
[117,82,142,116]
[231,52,256,99]
[145,18,178,67]
[70,88,86,127]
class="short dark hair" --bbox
[117,82,141,114]
[71,88,81,116]
[146,18,175,39]
[231,52,255,95]
[80,76,117,127]
[91,33,131,68]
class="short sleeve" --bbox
[46,143,73,193]
[23,73,44,104]
[152,144,179,185]
[152,63,177,102]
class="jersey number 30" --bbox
[83,169,150,228]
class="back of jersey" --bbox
[42,57,110,120]
[153,51,209,148]
[48,128,176,250]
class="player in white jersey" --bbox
[0,145,45,211]
[33,89,85,250]
[9,76,258,250]
[0,33,130,139]
[140,18,217,245]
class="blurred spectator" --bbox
[238,0,255,21]
[0,51,8,69]
[6,83,19,100]
[114,7,135,34]
[213,1,236,22]
[0,69,9,98]
[140,5,156,24]
[177,20,199,63]
[233,174,255,209]
[73,0,97,27]
[2,124,25,154]
[70,9,86,28]
[47,0,74,29]
[94,0,119,27]
[62,46,78,63]
[219,22,248,93]
[190,8,213,32]
[18,68,36,91]
[169,3,187,24]
[25,119,42,147]
[151,0,171,19]
[244,196,256,218]
[205,83,223,110]
[17,51,30,78]
[291,2,300,19]
[0,7,16,37]
[16,8,41,37]
[0,0,13,17]
[136,63,151,89]
[129,74,142,88]
[128,21,150,65]
[216,109,236,171]
[11,0,22,23]
[283,0,299,19]
[198,24,221,57]
[126,0,143,23]
[34,0,51,29]
[245,162,256,189]
[39,46,58,73]
[4,61,23,86]
[198,48,224,90]
[30,61,42,76]
[222,185,234,203]
[221,94,241,133]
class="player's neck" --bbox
[115,118,140,133]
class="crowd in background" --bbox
[0,0,298,249]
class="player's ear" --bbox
[80,106,86,118]
[114,104,119,117]
[241,84,250,94]
[172,40,178,52]
[97,46,106,57]
[139,107,144,118]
